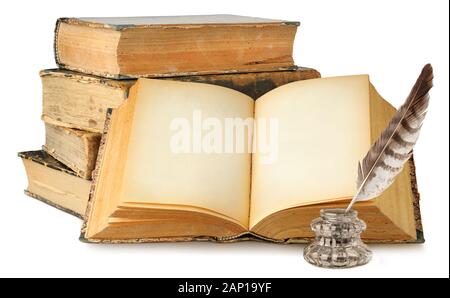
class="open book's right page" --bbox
[250,75,372,228]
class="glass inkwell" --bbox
[303,208,372,268]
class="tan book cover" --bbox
[19,150,90,219]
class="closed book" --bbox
[19,150,90,219]
[54,15,299,79]
[43,123,101,179]
[41,67,321,133]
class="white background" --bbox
[0,0,448,278]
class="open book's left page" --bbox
[85,79,255,242]
[120,80,254,226]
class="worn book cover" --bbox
[43,123,101,179]
[19,150,90,219]
[54,15,299,78]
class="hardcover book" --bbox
[40,68,320,133]
[19,150,90,218]
[44,123,101,179]
[54,15,299,79]
[82,75,424,244]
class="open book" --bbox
[83,76,420,243]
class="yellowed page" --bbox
[120,201,245,227]
[121,79,254,227]
[250,75,372,228]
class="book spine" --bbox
[409,156,425,243]
[53,18,65,70]
[80,108,113,238]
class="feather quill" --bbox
[346,64,433,212]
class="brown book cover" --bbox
[54,15,299,79]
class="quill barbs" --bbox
[346,64,433,212]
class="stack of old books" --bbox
[20,15,319,218]
[20,15,423,244]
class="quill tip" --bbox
[422,64,434,79]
